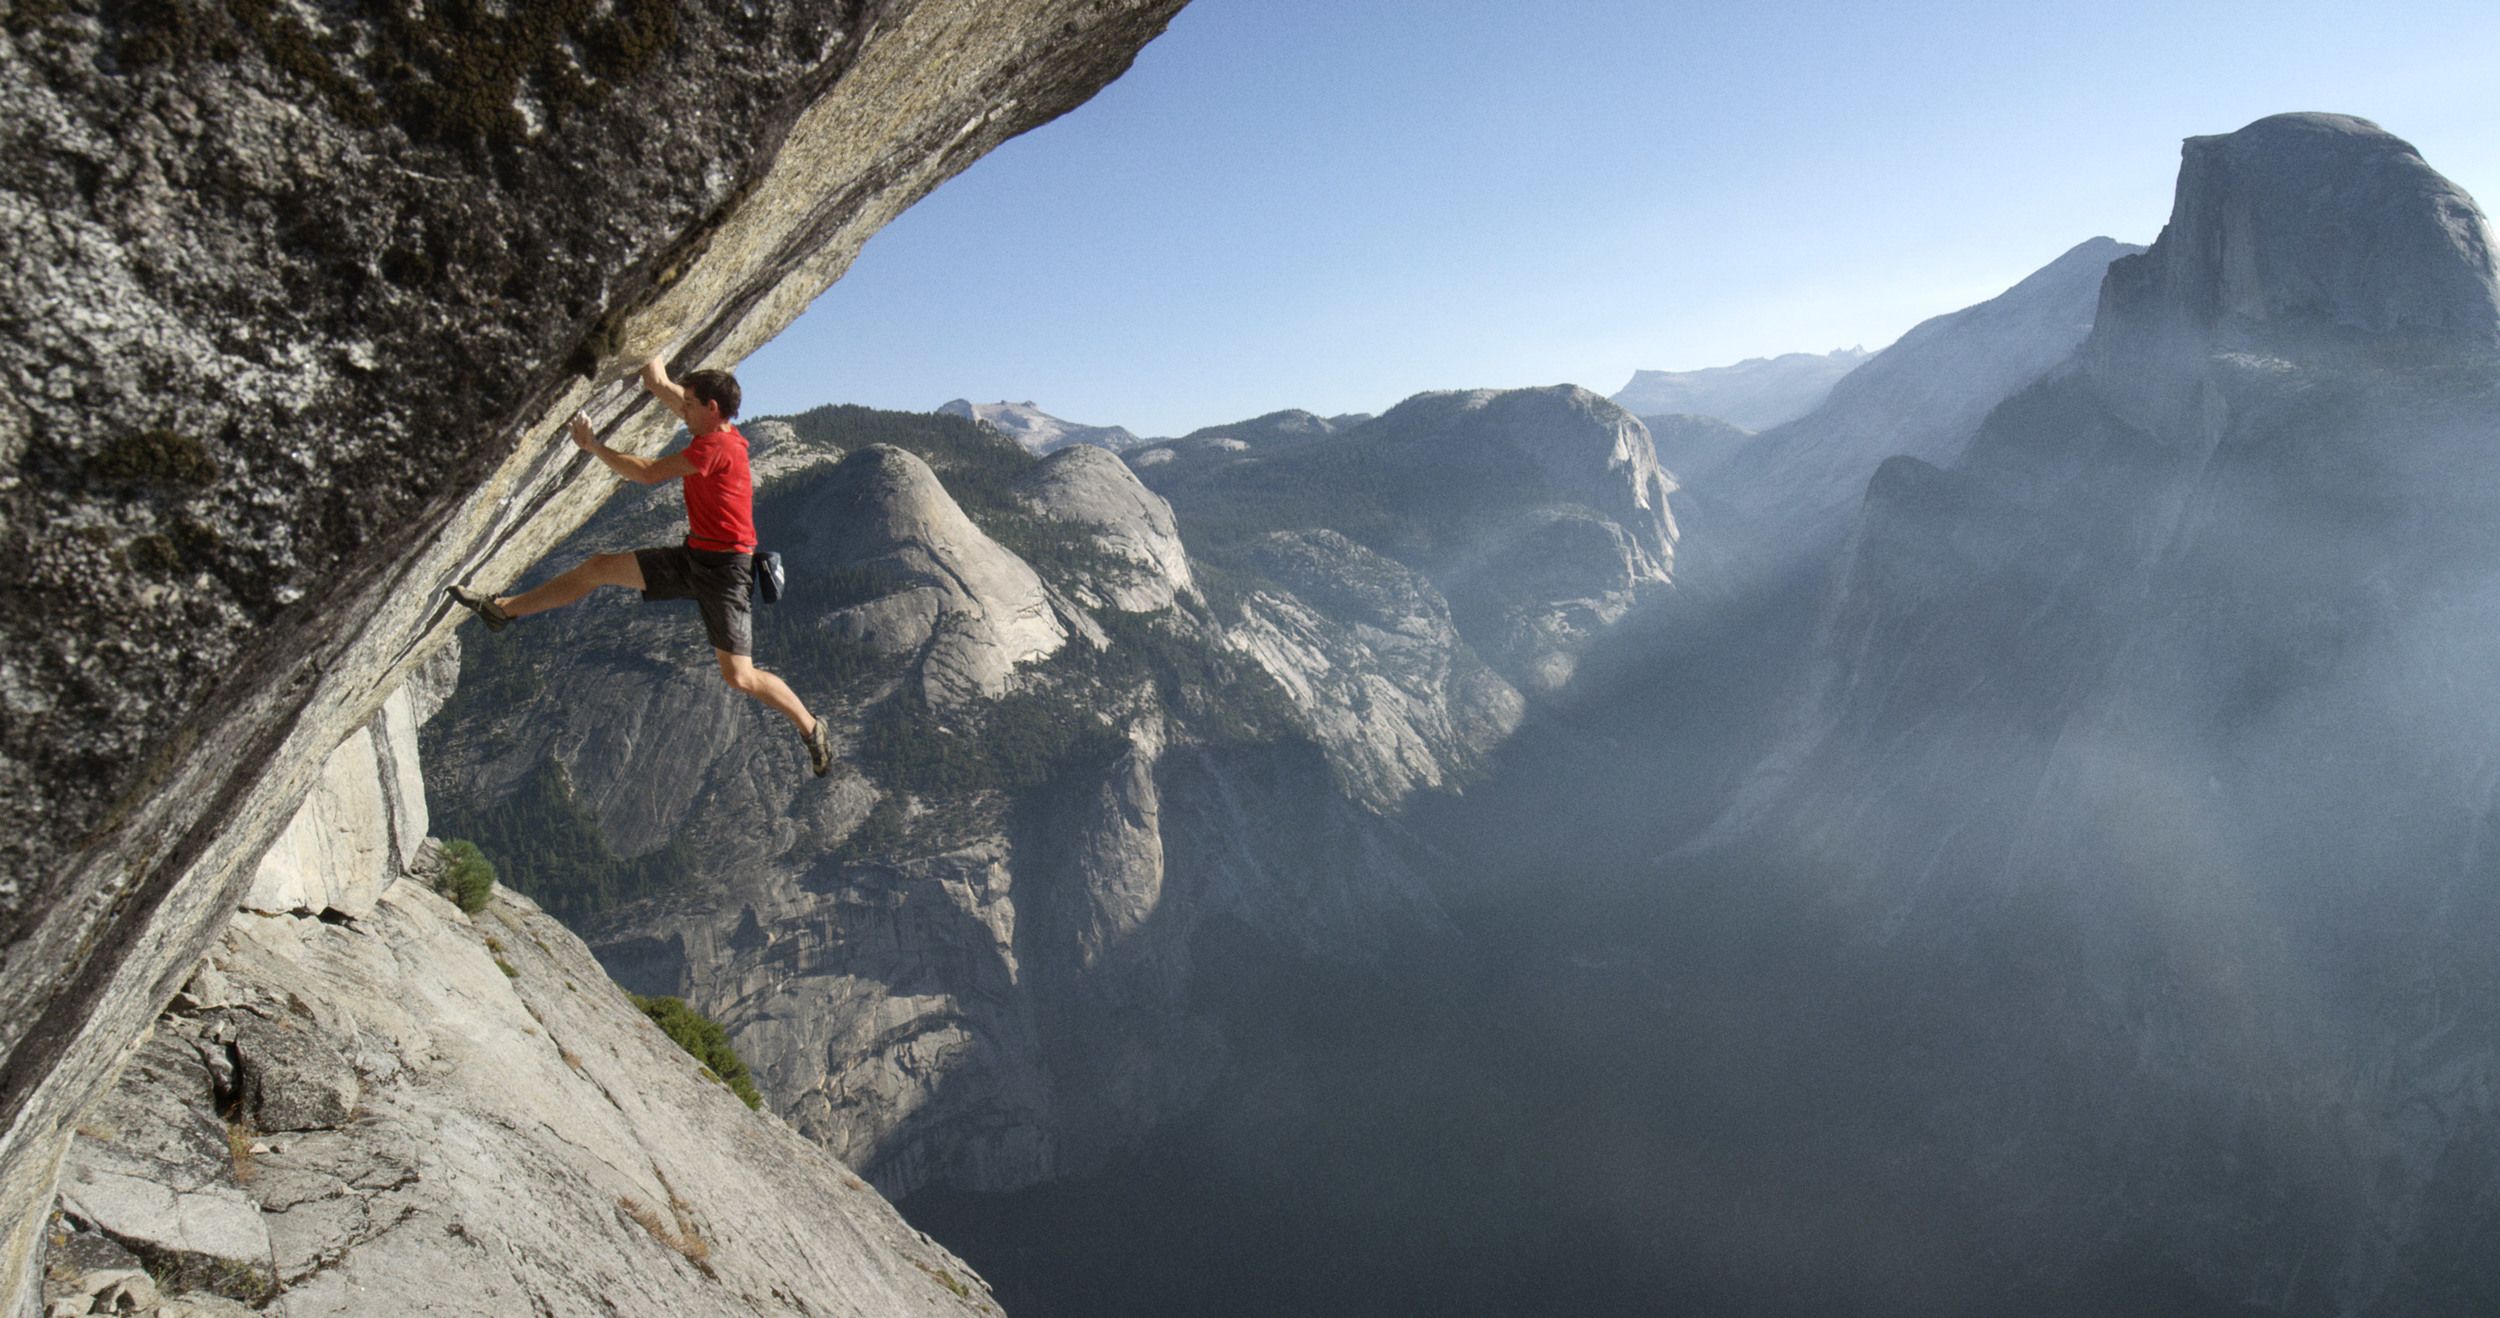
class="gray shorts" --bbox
[636,546,753,656]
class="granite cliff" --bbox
[1142,385,1678,693]
[0,0,1182,1308]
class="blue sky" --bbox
[738,0,2500,437]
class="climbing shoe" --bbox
[446,585,512,633]
[804,717,834,777]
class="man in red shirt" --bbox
[448,358,833,777]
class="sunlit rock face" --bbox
[1365,386,1678,694]
[803,446,1072,705]
[1224,529,1525,811]
[2088,112,2500,431]
[1139,385,1679,695]
[0,0,1184,1305]
[1699,113,2500,1310]
[1015,443,1197,612]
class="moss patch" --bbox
[91,429,218,487]
[123,533,181,573]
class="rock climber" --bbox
[447,357,834,777]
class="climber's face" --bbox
[677,389,723,434]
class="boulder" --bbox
[231,1019,359,1133]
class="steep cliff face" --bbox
[1696,113,2500,1310]
[1224,530,1523,811]
[0,0,1183,1306]
[806,446,1074,705]
[2087,111,2500,431]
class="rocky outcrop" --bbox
[0,1,1184,1307]
[240,647,460,923]
[1015,443,1196,611]
[1691,114,2500,1311]
[421,408,1498,1202]
[50,881,997,1318]
[2088,112,2500,431]
[1140,385,1679,694]
[1612,347,1871,430]
[1226,531,1523,811]
[745,417,849,491]
[805,446,1070,704]
[1359,386,1678,692]
[41,652,994,1317]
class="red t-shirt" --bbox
[679,425,757,553]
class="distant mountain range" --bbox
[1690,236,2141,546]
[1612,346,1872,429]
[936,398,1140,453]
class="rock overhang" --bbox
[0,0,1186,1306]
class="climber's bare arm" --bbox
[641,356,698,424]
[570,409,694,486]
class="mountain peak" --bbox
[933,399,1139,454]
[2095,112,2500,364]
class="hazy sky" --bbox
[737,0,2500,437]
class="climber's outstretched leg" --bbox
[498,552,645,618]
[718,649,832,776]
[446,552,642,631]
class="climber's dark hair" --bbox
[681,369,741,420]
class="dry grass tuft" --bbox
[619,1194,713,1273]
[226,1120,259,1185]
[913,1258,973,1299]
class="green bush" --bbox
[438,839,497,914]
[428,761,696,927]
[632,995,764,1110]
